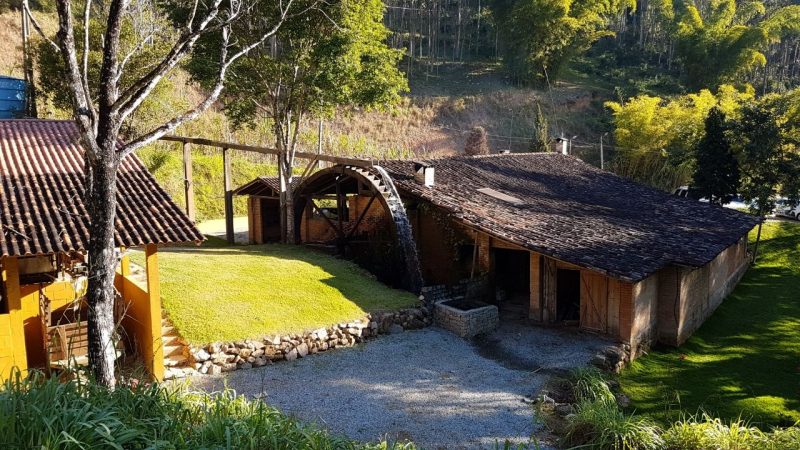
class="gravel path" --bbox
[188,325,601,449]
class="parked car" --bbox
[777,203,800,220]
[672,186,708,202]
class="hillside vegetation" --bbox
[1,11,608,221]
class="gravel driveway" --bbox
[188,324,605,449]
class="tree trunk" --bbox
[281,153,296,244]
[752,218,764,264]
[84,146,120,388]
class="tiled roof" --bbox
[377,153,758,282]
[0,119,204,257]
[233,176,301,197]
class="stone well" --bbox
[434,299,499,338]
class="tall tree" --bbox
[737,102,782,262]
[529,102,551,152]
[27,0,293,387]
[491,0,635,84]
[692,107,739,204]
[675,0,768,90]
[188,0,407,243]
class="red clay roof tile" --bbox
[0,119,203,257]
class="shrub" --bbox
[564,398,664,450]
[464,126,490,155]
[0,373,414,449]
[663,414,800,450]
[563,368,663,450]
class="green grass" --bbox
[620,220,800,427]
[131,239,418,344]
[0,375,415,449]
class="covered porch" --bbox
[0,244,166,382]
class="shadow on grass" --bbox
[621,221,800,428]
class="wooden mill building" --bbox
[0,120,203,381]
[240,153,757,355]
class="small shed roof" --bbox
[0,119,204,257]
[233,176,301,197]
[376,153,758,282]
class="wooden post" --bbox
[529,253,542,321]
[223,148,234,244]
[1,257,28,375]
[182,142,196,222]
[144,244,164,381]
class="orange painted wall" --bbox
[19,281,80,369]
[117,245,164,381]
[0,250,165,383]
[0,314,16,380]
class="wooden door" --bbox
[580,272,608,332]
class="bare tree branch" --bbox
[113,0,228,117]
[80,0,95,118]
[115,30,154,83]
[119,19,284,157]
[23,0,59,51]
[55,0,99,160]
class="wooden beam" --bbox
[223,148,234,244]
[144,244,164,381]
[310,201,345,239]
[346,194,377,238]
[160,135,372,167]
[182,142,196,222]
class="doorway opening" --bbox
[493,249,530,318]
[260,199,281,242]
[556,269,581,323]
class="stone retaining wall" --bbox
[167,307,430,379]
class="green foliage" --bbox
[529,102,552,152]
[674,0,769,90]
[737,102,785,214]
[34,9,187,136]
[491,0,635,84]
[605,85,753,190]
[0,374,416,449]
[692,107,739,204]
[187,0,406,128]
[137,145,276,221]
[564,369,664,449]
[661,414,800,450]
[563,362,800,449]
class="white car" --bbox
[777,203,800,220]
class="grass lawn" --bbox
[131,238,418,344]
[620,220,800,427]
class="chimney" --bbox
[413,161,435,187]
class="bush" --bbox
[663,415,800,450]
[564,369,663,450]
[0,373,414,449]
[558,368,800,450]
[564,398,664,450]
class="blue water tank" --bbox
[0,76,27,119]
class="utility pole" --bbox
[20,1,37,118]
[600,132,608,170]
